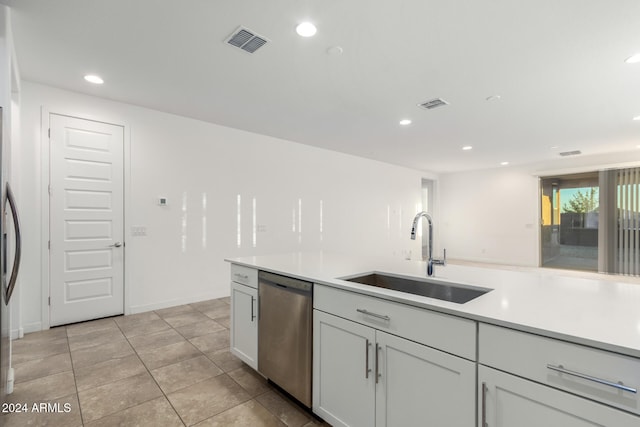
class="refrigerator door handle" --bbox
[4,183,21,304]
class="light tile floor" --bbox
[1,297,330,427]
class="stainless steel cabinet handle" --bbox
[109,242,123,248]
[375,343,381,384]
[481,382,488,427]
[235,273,249,280]
[365,340,372,379]
[547,364,637,394]
[356,308,391,322]
[250,296,256,321]
[4,183,21,305]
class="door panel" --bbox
[50,114,124,326]
[313,310,376,427]
[479,365,640,427]
[230,282,257,369]
[376,331,476,427]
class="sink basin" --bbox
[342,272,492,304]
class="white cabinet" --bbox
[479,365,640,427]
[376,330,475,427]
[314,283,476,360]
[313,309,476,427]
[313,310,375,427]
[479,324,640,426]
[230,265,258,369]
[479,323,640,416]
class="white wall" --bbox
[439,168,540,267]
[19,81,427,332]
[438,152,640,268]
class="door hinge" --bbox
[48,297,50,306]
[48,185,52,196]
[48,128,50,138]
[48,240,50,250]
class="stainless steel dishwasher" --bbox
[258,271,313,407]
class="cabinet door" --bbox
[479,365,640,427]
[376,331,476,427]
[313,310,376,427]
[230,282,258,369]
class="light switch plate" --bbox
[131,226,147,236]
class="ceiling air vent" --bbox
[559,150,582,157]
[225,26,269,54]
[418,98,449,110]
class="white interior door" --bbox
[49,114,124,326]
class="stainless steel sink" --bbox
[342,272,492,304]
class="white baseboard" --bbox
[6,367,14,394]
[128,291,229,315]
[20,322,44,335]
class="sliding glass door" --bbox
[540,173,599,272]
[541,167,640,277]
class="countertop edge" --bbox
[225,256,640,359]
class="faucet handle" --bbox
[433,248,446,266]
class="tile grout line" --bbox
[69,318,134,427]
[113,303,242,426]
[162,303,249,426]
[68,315,187,426]
[64,325,88,427]
[159,301,267,426]
[191,298,321,426]
[114,313,188,427]
[178,301,274,426]
[9,298,312,427]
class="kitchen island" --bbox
[226,252,640,426]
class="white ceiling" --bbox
[3,0,640,173]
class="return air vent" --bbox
[225,26,269,54]
[418,98,449,110]
[559,150,582,157]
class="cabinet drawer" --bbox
[479,323,640,416]
[314,284,476,360]
[230,264,258,288]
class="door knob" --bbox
[109,242,123,248]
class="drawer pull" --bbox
[356,308,390,322]
[481,382,488,427]
[365,339,372,379]
[235,273,249,280]
[547,364,637,394]
[375,343,381,384]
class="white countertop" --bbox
[225,252,640,359]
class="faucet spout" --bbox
[410,211,446,277]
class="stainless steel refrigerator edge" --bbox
[0,106,6,405]
[258,271,313,407]
[1,106,22,405]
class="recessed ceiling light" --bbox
[327,46,343,55]
[399,119,412,126]
[462,145,473,151]
[633,116,640,121]
[500,161,509,166]
[296,22,317,37]
[486,95,501,102]
[625,53,640,64]
[84,74,104,84]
